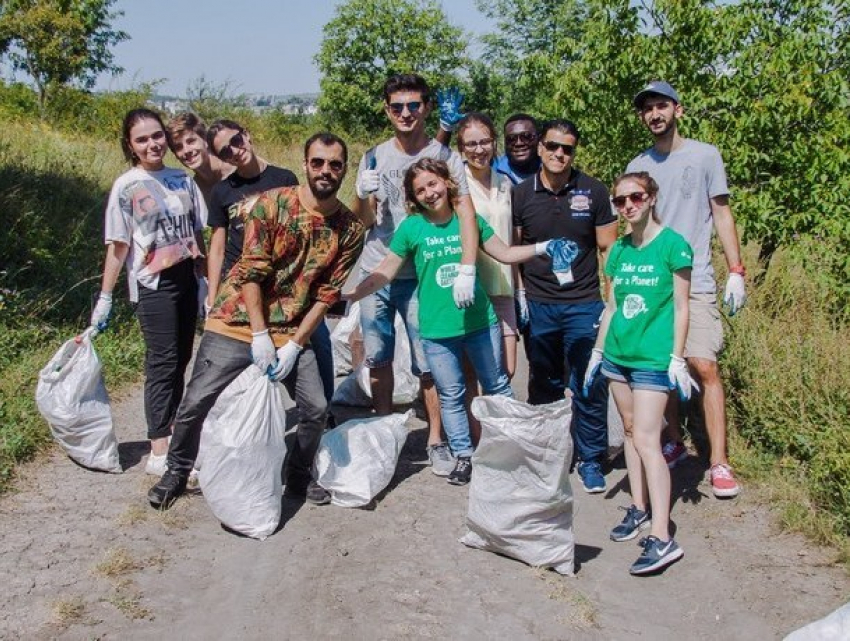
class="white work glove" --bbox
[723,272,747,316]
[251,329,277,375]
[668,355,700,401]
[90,291,113,332]
[453,264,476,308]
[197,276,209,319]
[515,288,529,332]
[534,241,551,255]
[356,169,380,199]
[582,347,604,397]
[268,340,303,382]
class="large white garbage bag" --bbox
[314,411,411,508]
[36,330,121,473]
[785,601,850,641]
[460,396,575,575]
[332,313,418,407]
[330,301,360,376]
[198,367,286,540]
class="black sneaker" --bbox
[148,470,187,510]
[448,456,472,486]
[306,480,331,505]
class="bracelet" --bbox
[729,264,746,277]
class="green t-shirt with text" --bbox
[603,226,693,370]
[389,213,496,339]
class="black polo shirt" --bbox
[512,168,616,303]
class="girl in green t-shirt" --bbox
[348,158,559,486]
[584,171,696,576]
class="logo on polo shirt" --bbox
[570,190,592,217]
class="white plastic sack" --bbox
[785,601,850,641]
[330,301,360,376]
[314,411,411,507]
[607,393,625,450]
[198,367,287,540]
[35,331,121,473]
[332,314,418,407]
[460,396,575,575]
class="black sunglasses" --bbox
[308,157,345,172]
[505,131,536,146]
[216,131,246,161]
[541,140,576,156]
[388,101,422,116]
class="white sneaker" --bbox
[427,443,455,477]
[145,452,167,477]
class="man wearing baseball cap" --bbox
[627,80,746,499]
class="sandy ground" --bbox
[2,346,849,641]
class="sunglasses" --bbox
[611,192,650,209]
[388,101,422,116]
[216,131,246,161]
[540,140,576,156]
[461,138,494,152]
[308,157,345,172]
[505,131,536,146]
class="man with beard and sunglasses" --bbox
[147,133,365,510]
[627,81,746,498]
[205,119,337,417]
[513,119,617,494]
[492,113,541,185]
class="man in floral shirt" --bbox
[149,132,365,510]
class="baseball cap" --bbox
[633,81,680,109]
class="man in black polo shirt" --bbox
[513,118,618,493]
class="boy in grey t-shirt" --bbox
[627,80,747,499]
[351,73,479,477]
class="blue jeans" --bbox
[602,358,672,393]
[527,299,608,463]
[422,324,513,458]
[310,320,334,404]
[359,273,428,377]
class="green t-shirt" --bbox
[603,226,693,370]
[389,212,497,339]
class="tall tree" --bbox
[315,0,469,136]
[0,0,128,112]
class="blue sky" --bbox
[92,0,495,97]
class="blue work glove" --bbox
[668,355,700,401]
[89,291,113,332]
[515,288,529,333]
[437,87,465,133]
[546,238,580,285]
[582,348,604,397]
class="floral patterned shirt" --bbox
[208,186,364,339]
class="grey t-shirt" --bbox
[627,139,729,295]
[356,138,469,279]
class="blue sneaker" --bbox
[630,536,684,575]
[610,505,651,542]
[577,460,606,493]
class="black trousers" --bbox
[136,260,198,440]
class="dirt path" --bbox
[2,353,848,640]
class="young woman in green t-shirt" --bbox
[348,158,560,485]
[584,171,696,575]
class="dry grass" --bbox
[93,547,145,578]
[116,504,148,527]
[103,579,153,621]
[532,568,598,629]
[52,595,87,626]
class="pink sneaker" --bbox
[662,441,687,469]
[710,463,741,498]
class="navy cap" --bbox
[633,80,680,109]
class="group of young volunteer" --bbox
[90,73,747,576]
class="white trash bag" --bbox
[460,396,575,575]
[330,301,360,376]
[607,392,625,450]
[198,367,287,540]
[332,314,418,407]
[35,329,121,473]
[314,410,411,508]
[785,601,850,641]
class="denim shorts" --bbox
[358,271,428,377]
[601,358,672,392]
